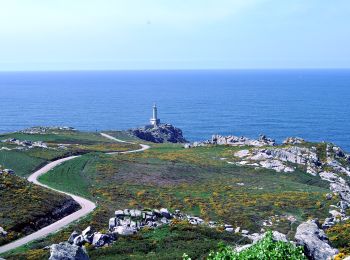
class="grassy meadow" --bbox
[0,129,138,177]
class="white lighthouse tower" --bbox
[150,103,160,127]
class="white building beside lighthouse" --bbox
[150,104,160,127]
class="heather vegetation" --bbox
[0,173,80,246]
[2,141,335,259]
[0,129,138,257]
[0,130,346,259]
[326,220,350,254]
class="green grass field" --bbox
[0,150,46,177]
[0,130,138,177]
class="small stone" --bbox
[92,233,113,247]
[109,218,116,230]
[82,226,93,237]
[241,230,249,235]
[326,193,333,200]
[0,227,7,237]
[67,231,79,244]
[160,208,172,219]
[73,235,84,246]
[115,210,124,217]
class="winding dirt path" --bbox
[100,132,150,154]
[0,133,150,254]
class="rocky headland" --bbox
[128,123,187,143]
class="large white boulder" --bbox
[49,242,89,260]
[113,226,137,236]
[92,233,113,247]
[295,220,339,260]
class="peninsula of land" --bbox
[0,107,349,260]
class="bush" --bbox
[183,231,306,260]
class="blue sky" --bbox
[0,0,349,70]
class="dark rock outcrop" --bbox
[49,242,89,260]
[295,220,338,260]
[128,124,187,143]
[14,197,80,235]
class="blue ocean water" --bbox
[0,70,350,150]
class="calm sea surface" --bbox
[0,70,350,150]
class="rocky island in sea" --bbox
[1,106,350,260]
[127,104,187,143]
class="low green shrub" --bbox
[183,231,306,260]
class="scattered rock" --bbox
[109,217,116,230]
[73,235,84,246]
[339,200,348,211]
[235,227,240,233]
[68,231,79,244]
[225,226,234,232]
[82,226,93,238]
[115,210,124,217]
[160,208,172,219]
[113,226,137,236]
[283,137,305,145]
[92,233,113,247]
[1,138,48,149]
[322,217,335,229]
[234,150,250,158]
[0,226,7,236]
[295,220,339,260]
[247,231,288,244]
[259,159,294,173]
[329,209,342,219]
[212,134,276,147]
[241,230,249,235]
[332,146,346,158]
[233,146,321,175]
[49,242,89,260]
[330,182,350,204]
[326,193,333,200]
[0,168,15,175]
[183,143,191,149]
[21,126,75,135]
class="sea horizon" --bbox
[1,69,350,150]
